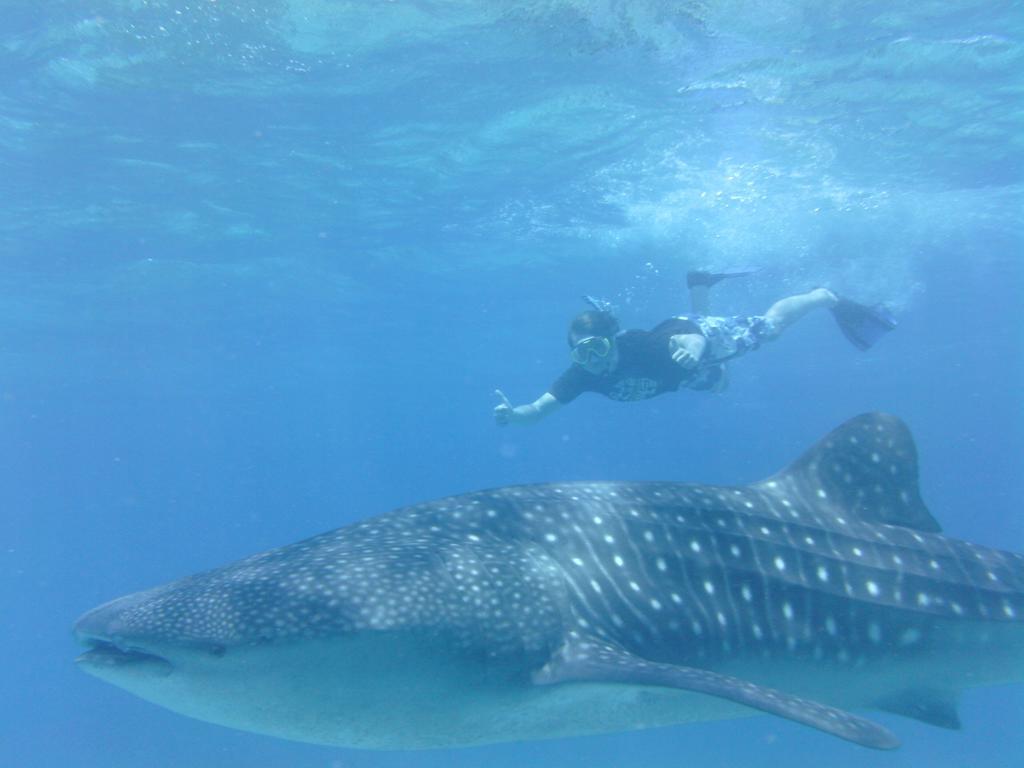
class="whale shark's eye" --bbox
[208,644,226,658]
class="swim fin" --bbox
[831,298,897,351]
[686,267,760,289]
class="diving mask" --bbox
[570,335,612,365]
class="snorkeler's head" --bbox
[567,310,620,374]
[567,310,619,348]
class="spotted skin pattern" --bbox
[75,414,1024,750]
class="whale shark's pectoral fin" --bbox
[533,639,900,750]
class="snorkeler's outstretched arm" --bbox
[494,390,562,426]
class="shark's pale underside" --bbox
[74,413,1023,750]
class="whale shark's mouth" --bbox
[76,639,174,678]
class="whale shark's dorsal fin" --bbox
[533,638,900,750]
[757,412,941,533]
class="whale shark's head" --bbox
[73,536,386,682]
[74,584,501,747]
[72,556,409,745]
[72,523,568,747]
[75,588,197,682]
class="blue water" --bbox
[2,2,1022,766]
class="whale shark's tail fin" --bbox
[757,412,941,533]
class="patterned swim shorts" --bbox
[677,314,777,365]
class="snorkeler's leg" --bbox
[689,283,711,314]
[762,288,838,337]
[711,364,729,393]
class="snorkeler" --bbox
[493,271,896,426]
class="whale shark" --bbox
[74,413,1023,751]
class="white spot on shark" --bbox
[899,628,921,646]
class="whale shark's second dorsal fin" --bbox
[757,412,941,533]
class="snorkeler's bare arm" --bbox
[494,390,562,426]
[668,333,707,369]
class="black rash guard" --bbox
[550,318,723,403]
